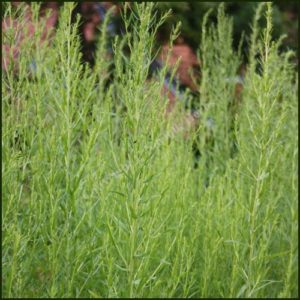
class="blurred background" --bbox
[155,2,298,56]
[75,1,299,66]
[2,2,299,70]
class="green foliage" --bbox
[2,2,298,298]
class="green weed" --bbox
[2,2,298,298]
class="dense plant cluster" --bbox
[2,2,298,298]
